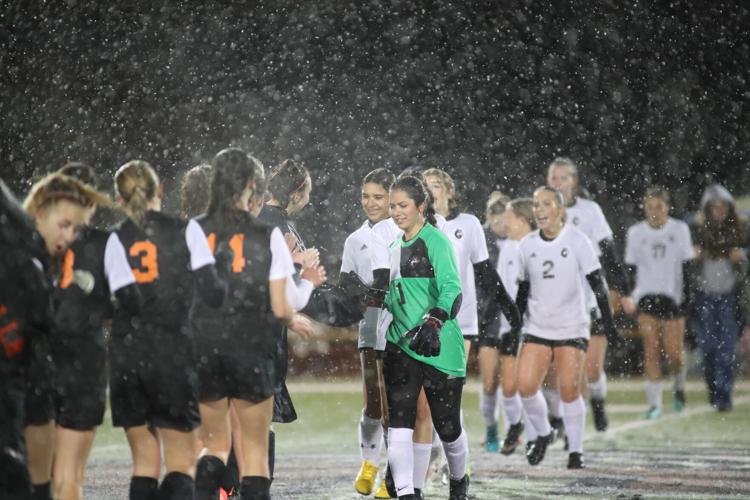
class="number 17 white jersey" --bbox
[519,224,601,340]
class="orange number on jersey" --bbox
[206,233,216,254]
[130,241,159,283]
[229,233,246,273]
[59,249,75,289]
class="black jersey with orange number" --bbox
[192,211,276,350]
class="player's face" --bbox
[503,209,528,240]
[547,165,576,204]
[644,196,669,227]
[707,200,730,223]
[424,175,452,213]
[533,190,563,232]
[487,212,506,238]
[390,189,423,233]
[34,200,92,257]
[288,175,312,215]
[361,182,389,224]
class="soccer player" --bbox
[515,187,616,469]
[341,168,396,496]
[381,175,468,500]
[51,163,141,500]
[109,160,225,500]
[547,158,632,432]
[625,186,694,418]
[22,172,110,500]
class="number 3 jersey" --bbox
[518,224,601,340]
[384,223,465,377]
[624,217,694,305]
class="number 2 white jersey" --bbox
[624,218,694,305]
[519,224,601,340]
[497,239,522,336]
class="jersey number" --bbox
[130,241,159,283]
[59,249,75,289]
[542,260,555,279]
[651,243,666,259]
[207,233,247,274]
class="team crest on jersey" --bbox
[454,229,463,239]
[360,243,368,251]
[530,252,537,258]
[561,248,569,258]
[572,216,580,225]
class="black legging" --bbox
[382,342,464,443]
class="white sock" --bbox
[441,430,468,481]
[412,443,432,490]
[387,428,414,496]
[589,372,607,400]
[542,387,562,419]
[674,365,687,392]
[646,380,663,409]
[562,397,586,454]
[359,411,383,462]
[502,393,523,430]
[524,408,538,441]
[522,392,552,438]
[480,390,498,427]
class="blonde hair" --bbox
[23,172,110,216]
[115,160,159,224]
[486,191,511,216]
[507,198,536,230]
[422,167,458,209]
[180,164,213,218]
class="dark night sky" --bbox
[2,1,749,258]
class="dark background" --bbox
[2,1,749,261]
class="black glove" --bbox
[363,287,386,308]
[406,310,444,357]
[339,271,370,300]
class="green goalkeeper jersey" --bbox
[385,223,465,377]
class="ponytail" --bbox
[114,160,159,225]
[208,148,262,235]
[267,159,309,210]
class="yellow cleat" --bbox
[355,460,379,495]
[373,477,394,499]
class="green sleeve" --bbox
[427,229,462,319]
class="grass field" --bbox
[84,377,750,499]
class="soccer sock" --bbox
[387,427,414,496]
[589,372,607,400]
[240,476,271,500]
[480,389,498,427]
[129,476,158,500]
[412,442,432,490]
[196,455,226,500]
[562,396,586,454]
[646,380,663,409]
[441,430,468,481]
[502,393,524,428]
[542,387,562,419]
[674,365,687,392]
[524,407,539,441]
[268,430,275,482]
[158,472,193,500]
[31,482,52,500]
[522,391,552,438]
[359,410,384,463]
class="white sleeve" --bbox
[286,278,313,311]
[340,235,357,274]
[185,219,216,270]
[517,242,529,281]
[591,203,614,244]
[680,223,695,261]
[576,233,602,276]
[469,217,490,264]
[624,225,638,266]
[270,227,295,280]
[370,223,391,271]
[104,232,137,293]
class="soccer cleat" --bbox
[414,488,423,500]
[645,406,662,419]
[448,474,469,500]
[484,424,500,452]
[549,416,565,444]
[219,488,229,500]
[673,390,686,413]
[373,478,393,499]
[567,452,585,469]
[591,397,609,432]
[501,421,524,455]
[526,432,553,466]
[354,460,379,495]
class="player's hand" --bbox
[294,248,320,268]
[508,328,522,355]
[363,287,386,308]
[301,265,327,287]
[284,232,301,254]
[621,296,636,316]
[406,313,443,357]
[289,313,314,339]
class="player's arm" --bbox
[586,270,618,342]
[598,238,632,296]
[473,259,521,334]
[515,280,530,318]
[186,219,226,308]
[104,232,141,315]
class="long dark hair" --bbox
[180,164,213,218]
[267,159,309,210]
[391,175,437,226]
[207,148,262,236]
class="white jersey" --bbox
[497,239,522,336]
[519,224,601,340]
[341,221,376,285]
[624,218,694,305]
[443,212,489,335]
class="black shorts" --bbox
[638,295,683,320]
[109,328,200,432]
[197,351,275,403]
[25,338,55,426]
[54,336,106,430]
[477,333,519,357]
[522,334,589,352]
